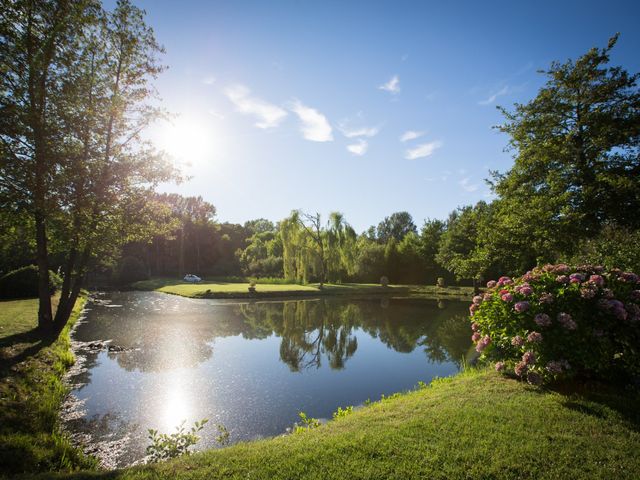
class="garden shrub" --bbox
[0,265,62,299]
[470,264,640,385]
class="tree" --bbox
[493,34,640,248]
[0,0,176,329]
[436,202,492,289]
[0,0,100,329]
[376,211,417,243]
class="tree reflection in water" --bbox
[77,294,472,374]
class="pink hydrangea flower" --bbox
[527,331,542,343]
[534,313,551,327]
[475,335,491,353]
[514,361,528,377]
[569,273,585,284]
[497,276,513,286]
[472,295,483,305]
[522,351,536,365]
[556,275,569,284]
[469,304,478,316]
[501,293,514,302]
[526,371,542,386]
[511,335,524,347]
[486,280,497,289]
[580,286,597,299]
[539,293,554,304]
[471,332,481,342]
[621,272,639,283]
[495,361,505,372]
[514,301,530,313]
[471,322,480,332]
[557,312,577,330]
[589,274,605,287]
[545,361,564,374]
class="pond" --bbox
[63,291,472,467]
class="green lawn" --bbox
[0,297,95,477]
[52,369,640,480]
[131,278,471,299]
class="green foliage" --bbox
[116,256,149,285]
[376,211,417,243]
[332,405,354,419]
[146,419,208,463]
[493,34,640,251]
[472,265,640,384]
[215,424,230,446]
[0,265,62,299]
[567,225,640,273]
[293,412,321,433]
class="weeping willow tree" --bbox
[325,212,357,282]
[280,210,357,284]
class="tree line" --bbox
[2,0,639,335]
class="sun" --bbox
[157,115,214,166]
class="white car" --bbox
[183,274,202,283]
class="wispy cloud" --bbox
[379,75,400,95]
[459,177,479,192]
[202,75,216,85]
[289,100,333,142]
[347,139,368,156]
[224,84,287,129]
[400,130,425,142]
[405,140,442,160]
[340,125,379,138]
[478,85,509,106]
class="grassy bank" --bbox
[49,368,639,480]
[0,296,96,477]
[131,278,473,300]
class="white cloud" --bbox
[478,85,509,105]
[400,130,425,142]
[202,75,216,85]
[347,139,368,156]
[379,75,400,95]
[289,100,333,142]
[459,177,479,192]
[405,140,442,160]
[340,126,379,138]
[224,84,287,129]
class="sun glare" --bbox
[158,116,214,166]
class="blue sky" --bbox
[124,0,640,232]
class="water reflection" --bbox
[66,292,472,467]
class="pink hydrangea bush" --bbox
[470,264,640,385]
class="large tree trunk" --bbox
[35,209,53,330]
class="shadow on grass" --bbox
[0,328,57,378]
[547,379,640,433]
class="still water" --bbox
[64,291,472,467]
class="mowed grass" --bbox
[0,297,96,477]
[50,369,640,480]
[0,297,43,340]
[130,278,467,299]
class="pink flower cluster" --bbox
[472,264,640,384]
[534,313,551,327]
[557,312,577,330]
